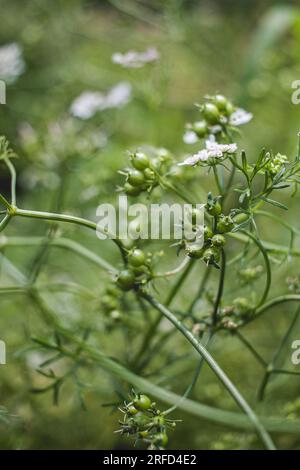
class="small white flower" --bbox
[178,141,237,167]
[205,140,237,157]
[178,149,209,166]
[104,82,132,109]
[70,91,106,119]
[183,130,198,144]
[70,82,132,119]
[112,47,159,68]
[0,43,25,83]
[229,108,253,126]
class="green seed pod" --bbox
[133,412,150,428]
[213,94,228,112]
[131,152,150,170]
[128,169,145,187]
[203,103,220,124]
[133,394,152,410]
[233,213,249,225]
[124,182,142,196]
[154,432,168,447]
[128,248,146,267]
[211,234,225,247]
[150,157,161,171]
[192,120,208,138]
[203,247,220,265]
[143,168,155,181]
[187,245,205,259]
[206,201,222,216]
[117,269,136,291]
[204,225,214,240]
[127,405,139,416]
[217,215,234,233]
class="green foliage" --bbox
[1,0,300,452]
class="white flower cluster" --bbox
[70,82,132,119]
[229,108,253,126]
[0,43,25,84]
[112,47,159,68]
[178,140,237,167]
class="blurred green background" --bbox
[1,0,300,450]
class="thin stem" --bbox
[13,207,126,259]
[240,230,271,308]
[0,259,296,438]
[33,326,300,435]
[188,265,211,314]
[4,158,17,206]
[155,256,191,278]
[243,295,300,327]
[212,249,226,326]
[235,330,267,368]
[213,166,223,195]
[142,293,276,450]
[257,307,300,401]
[134,258,196,370]
[1,235,117,274]
[0,193,11,210]
[0,214,11,232]
[229,231,300,257]
[164,332,213,415]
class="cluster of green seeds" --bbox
[122,149,171,196]
[186,94,236,139]
[116,248,152,291]
[117,392,177,449]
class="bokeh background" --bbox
[1,0,300,450]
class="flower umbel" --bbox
[178,140,237,166]
[112,47,159,68]
[0,43,25,84]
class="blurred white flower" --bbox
[0,43,25,84]
[104,82,132,108]
[229,108,253,126]
[70,82,132,119]
[112,47,159,68]
[178,141,237,166]
[70,91,106,119]
[183,130,198,144]
[178,150,209,166]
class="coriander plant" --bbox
[1,93,300,450]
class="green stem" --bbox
[164,332,213,415]
[0,214,11,232]
[0,193,11,210]
[188,266,211,313]
[12,207,126,259]
[244,295,300,326]
[142,293,276,450]
[4,158,17,206]
[36,326,300,435]
[235,330,267,368]
[0,235,117,274]
[212,249,226,326]
[134,258,196,370]
[239,230,271,308]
